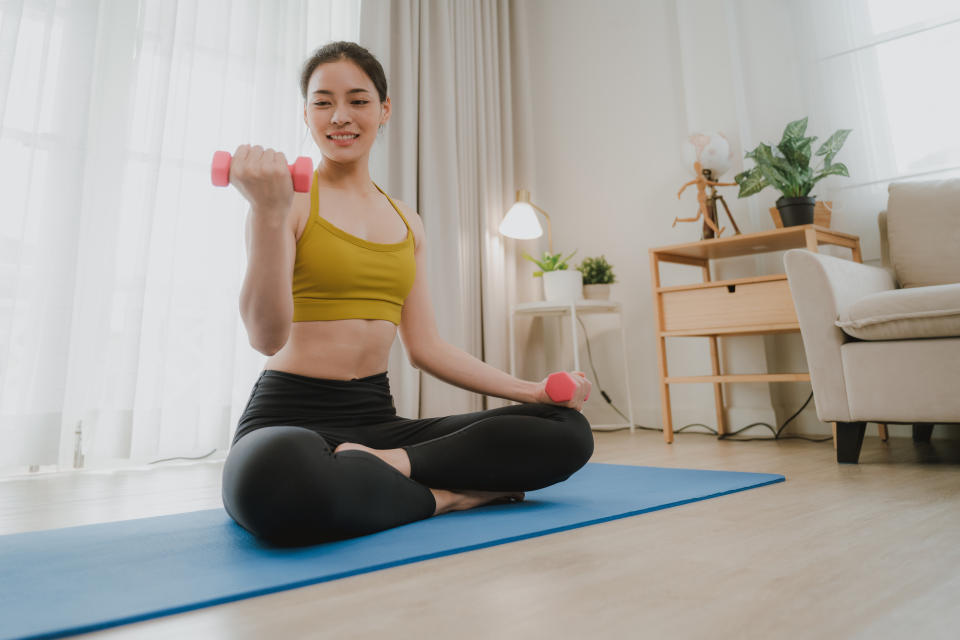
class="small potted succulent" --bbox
[522,250,582,301]
[577,255,616,300]
[734,116,852,226]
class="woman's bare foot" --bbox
[332,443,525,516]
[333,442,411,478]
[430,488,526,516]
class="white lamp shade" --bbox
[499,201,543,239]
[682,132,733,177]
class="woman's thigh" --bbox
[358,402,588,448]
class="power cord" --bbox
[574,315,832,443]
[148,449,219,465]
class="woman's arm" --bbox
[395,201,587,407]
[414,339,539,404]
[239,206,295,355]
[395,201,536,403]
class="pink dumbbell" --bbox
[545,372,590,403]
[210,150,314,193]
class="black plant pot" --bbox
[776,196,816,226]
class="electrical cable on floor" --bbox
[148,449,219,465]
[575,315,832,443]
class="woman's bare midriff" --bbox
[262,186,409,381]
[265,319,397,380]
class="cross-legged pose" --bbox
[221,41,593,547]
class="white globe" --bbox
[682,132,733,178]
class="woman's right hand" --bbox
[229,145,295,222]
[532,371,591,412]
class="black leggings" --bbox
[222,369,594,546]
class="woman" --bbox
[221,41,593,547]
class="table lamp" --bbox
[682,132,732,179]
[499,189,553,253]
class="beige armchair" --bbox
[783,179,960,463]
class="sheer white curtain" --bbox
[788,0,960,261]
[0,0,359,477]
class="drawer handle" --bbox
[727,285,736,293]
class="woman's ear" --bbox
[380,96,392,126]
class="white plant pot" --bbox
[583,283,611,300]
[542,270,583,302]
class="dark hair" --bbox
[299,41,387,103]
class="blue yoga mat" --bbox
[0,463,783,640]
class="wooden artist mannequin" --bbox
[674,161,742,239]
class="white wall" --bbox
[511,0,891,438]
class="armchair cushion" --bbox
[842,338,960,422]
[835,282,960,340]
[887,179,960,288]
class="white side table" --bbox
[508,299,635,432]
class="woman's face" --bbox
[304,59,390,163]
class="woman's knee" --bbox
[519,404,594,475]
[513,405,593,489]
[553,407,595,469]
[222,426,338,543]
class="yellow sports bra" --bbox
[292,174,416,325]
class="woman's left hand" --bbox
[533,371,592,412]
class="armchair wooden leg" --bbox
[878,423,888,442]
[831,422,837,450]
[913,423,934,443]
[836,421,867,463]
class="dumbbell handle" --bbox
[545,371,590,403]
[210,150,314,193]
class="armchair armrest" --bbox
[783,249,897,422]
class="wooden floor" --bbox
[3,428,960,640]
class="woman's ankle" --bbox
[430,488,454,516]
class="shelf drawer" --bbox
[660,277,797,333]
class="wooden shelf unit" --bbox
[649,224,862,444]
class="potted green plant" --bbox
[577,255,616,300]
[522,250,581,301]
[734,117,852,226]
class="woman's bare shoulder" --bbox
[393,199,425,250]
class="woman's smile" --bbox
[327,132,360,147]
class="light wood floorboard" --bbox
[3,429,960,640]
